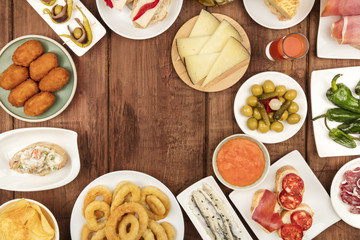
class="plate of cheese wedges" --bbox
[171,10,251,92]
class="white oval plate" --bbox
[331,158,360,229]
[0,198,60,240]
[243,0,315,29]
[0,127,80,191]
[234,71,307,144]
[70,170,185,239]
[96,0,183,40]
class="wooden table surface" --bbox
[1,0,360,239]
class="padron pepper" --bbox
[312,108,360,122]
[338,120,360,134]
[43,0,73,24]
[40,0,56,6]
[326,74,360,113]
[324,118,358,148]
[355,79,360,96]
[60,5,93,48]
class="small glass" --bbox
[265,33,309,61]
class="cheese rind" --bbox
[190,9,220,37]
[202,37,250,87]
[184,53,220,84]
[176,36,210,62]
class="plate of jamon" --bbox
[331,158,360,228]
[317,0,360,59]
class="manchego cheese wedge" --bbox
[199,20,242,55]
[184,53,220,84]
[189,9,220,37]
[176,36,210,62]
[202,37,250,87]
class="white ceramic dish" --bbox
[27,0,106,56]
[317,0,360,59]
[243,0,315,30]
[70,170,184,239]
[212,134,270,190]
[331,158,360,229]
[234,71,307,144]
[311,66,360,157]
[229,150,340,240]
[0,198,60,240]
[96,0,182,40]
[0,127,80,191]
[176,176,252,240]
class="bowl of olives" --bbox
[233,71,307,143]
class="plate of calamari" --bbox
[176,176,253,240]
[70,170,184,240]
[0,35,77,122]
[317,0,360,59]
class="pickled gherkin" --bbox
[195,0,233,7]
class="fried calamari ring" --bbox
[118,214,140,240]
[92,229,106,240]
[85,200,110,231]
[105,202,148,240]
[147,220,168,240]
[140,186,171,220]
[161,222,175,240]
[146,195,166,216]
[81,225,106,240]
[83,185,112,217]
[142,229,155,240]
[111,182,141,214]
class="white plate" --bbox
[331,158,360,229]
[229,150,340,240]
[176,176,252,240]
[311,66,360,157]
[27,0,106,56]
[0,198,60,240]
[234,71,307,144]
[317,0,360,59]
[243,0,315,29]
[0,127,80,191]
[70,170,184,239]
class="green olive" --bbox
[275,85,287,97]
[251,84,263,96]
[241,105,253,117]
[247,118,258,130]
[263,80,275,93]
[288,102,299,114]
[280,110,288,121]
[268,112,274,123]
[73,27,83,40]
[284,89,297,101]
[246,96,258,107]
[270,121,284,132]
[258,120,269,133]
[253,108,262,120]
[54,5,63,16]
[287,113,301,124]
[279,97,285,104]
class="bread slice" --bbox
[131,0,171,28]
[264,0,300,21]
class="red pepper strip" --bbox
[133,0,159,21]
[261,97,279,114]
[104,0,113,8]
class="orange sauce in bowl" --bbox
[216,138,266,187]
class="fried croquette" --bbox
[12,40,44,67]
[8,79,39,107]
[24,92,55,116]
[39,67,70,92]
[29,52,58,81]
[0,64,29,90]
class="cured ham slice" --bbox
[340,167,360,214]
[321,0,360,17]
[331,16,360,46]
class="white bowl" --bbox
[212,134,270,190]
[0,198,59,240]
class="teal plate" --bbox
[0,35,77,122]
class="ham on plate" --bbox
[321,0,360,17]
[331,15,360,46]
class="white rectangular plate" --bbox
[27,0,106,56]
[311,66,360,157]
[229,150,340,240]
[177,176,253,240]
[317,0,360,59]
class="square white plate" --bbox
[317,0,360,59]
[229,150,340,240]
[27,0,106,56]
[311,66,360,157]
[176,176,253,240]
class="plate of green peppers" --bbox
[311,66,360,157]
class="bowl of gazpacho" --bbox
[212,134,270,190]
